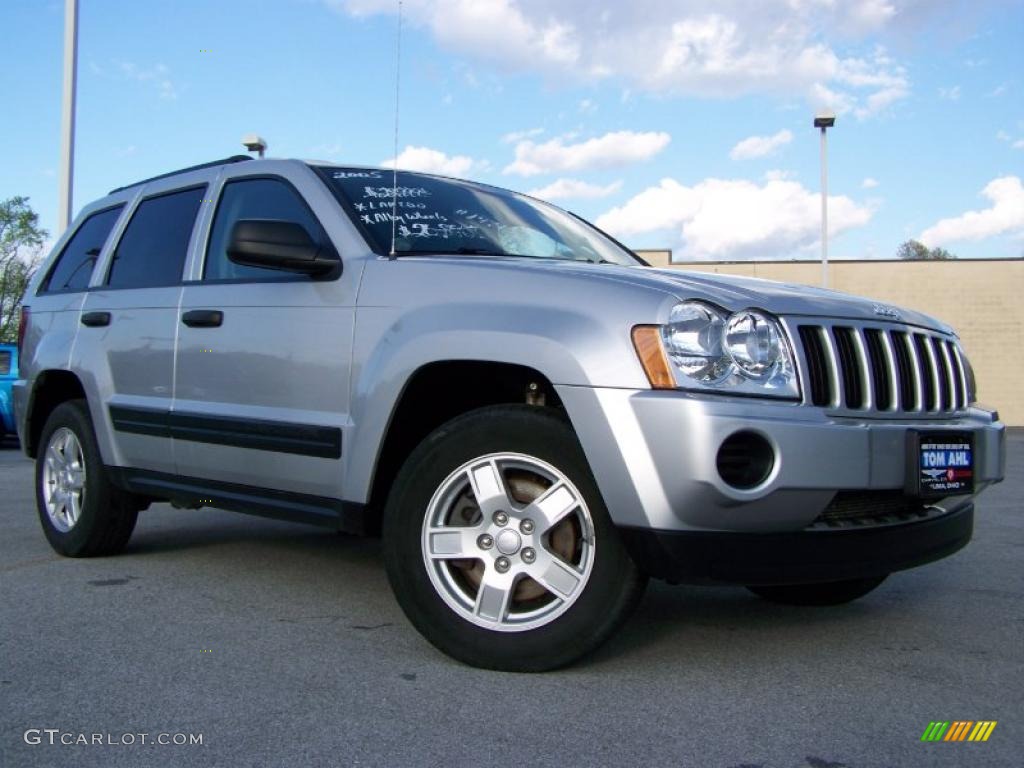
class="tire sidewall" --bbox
[384,405,644,671]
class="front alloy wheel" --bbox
[384,405,647,671]
[422,452,595,632]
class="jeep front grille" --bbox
[795,323,969,415]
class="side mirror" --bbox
[227,219,340,277]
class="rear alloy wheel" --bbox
[384,405,646,671]
[36,400,139,557]
[747,575,888,606]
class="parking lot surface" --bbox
[1,431,1021,768]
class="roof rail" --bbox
[108,155,253,194]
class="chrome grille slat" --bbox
[792,319,969,418]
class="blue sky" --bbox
[2,0,1022,261]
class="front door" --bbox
[173,172,356,502]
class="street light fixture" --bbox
[814,109,836,289]
[242,134,268,158]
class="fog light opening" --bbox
[716,431,775,490]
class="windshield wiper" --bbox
[392,247,512,257]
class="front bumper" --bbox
[556,385,1005,533]
[619,496,974,585]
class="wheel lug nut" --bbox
[495,557,511,573]
[520,519,535,534]
[477,534,494,550]
[522,547,536,564]
[493,511,509,526]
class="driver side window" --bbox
[204,177,323,281]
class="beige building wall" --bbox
[638,253,1024,426]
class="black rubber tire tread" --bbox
[35,399,139,557]
[383,404,647,672]
[747,575,888,606]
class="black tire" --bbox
[35,399,139,557]
[383,405,647,672]
[747,575,888,606]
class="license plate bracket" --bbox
[906,431,974,498]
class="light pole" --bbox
[58,0,79,234]
[814,109,835,289]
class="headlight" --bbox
[635,301,799,399]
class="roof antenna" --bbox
[388,0,403,259]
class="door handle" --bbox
[182,309,224,328]
[80,311,111,327]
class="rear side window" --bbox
[0,350,10,375]
[204,177,323,281]
[41,205,123,293]
[106,187,205,289]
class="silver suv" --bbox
[14,156,1006,671]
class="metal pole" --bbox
[820,126,828,288]
[58,0,79,234]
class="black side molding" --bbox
[108,406,342,459]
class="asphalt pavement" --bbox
[1,431,1021,768]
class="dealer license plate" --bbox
[911,432,974,498]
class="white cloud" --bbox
[526,178,622,200]
[596,176,873,260]
[504,130,670,176]
[578,98,597,113]
[501,127,544,144]
[938,85,961,101]
[382,145,476,176]
[332,1,914,118]
[919,176,1024,246]
[730,129,793,160]
[309,141,345,159]
[1013,140,1024,150]
[862,177,879,189]
[116,60,179,100]
[764,169,795,181]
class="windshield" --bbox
[316,167,641,266]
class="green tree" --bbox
[896,239,955,260]
[0,197,48,342]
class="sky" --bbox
[1,0,1022,262]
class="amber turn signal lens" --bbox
[631,325,675,390]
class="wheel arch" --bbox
[363,360,566,520]
[24,370,88,458]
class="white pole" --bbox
[820,126,828,288]
[58,0,79,234]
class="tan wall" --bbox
[644,254,1024,425]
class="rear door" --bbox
[75,183,206,473]
[172,168,356,504]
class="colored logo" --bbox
[921,721,997,742]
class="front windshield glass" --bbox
[317,167,640,266]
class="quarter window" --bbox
[40,206,123,293]
[106,187,205,289]
[204,178,323,281]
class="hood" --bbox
[507,260,949,332]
